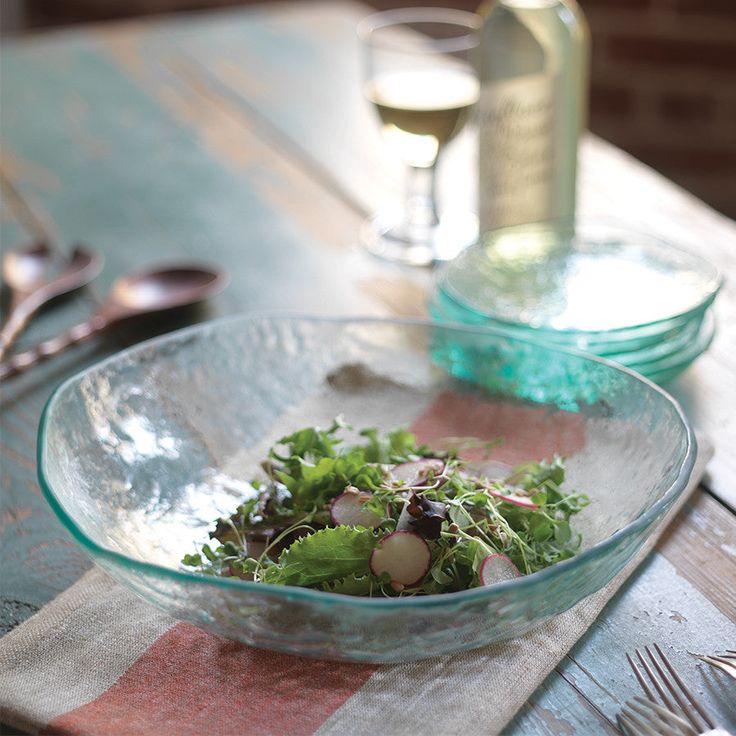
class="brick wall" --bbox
[15,0,736,219]
[582,0,736,219]
[365,0,736,219]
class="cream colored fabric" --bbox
[0,571,175,734]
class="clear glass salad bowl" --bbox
[38,315,696,662]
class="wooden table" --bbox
[1,2,735,733]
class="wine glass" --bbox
[358,8,480,266]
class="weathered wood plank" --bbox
[503,490,736,735]
[134,1,475,225]
[0,28,425,326]
[657,491,736,620]
[0,201,96,631]
[552,551,736,734]
[0,10,427,637]
[507,673,620,735]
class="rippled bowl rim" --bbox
[37,314,697,610]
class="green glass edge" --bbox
[35,314,699,610]
[436,231,724,339]
[437,277,721,341]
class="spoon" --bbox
[0,263,227,380]
[0,243,104,361]
[3,241,53,309]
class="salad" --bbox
[182,419,589,596]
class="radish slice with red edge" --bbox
[475,460,513,482]
[479,554,521,586]
[487,489,539,509]
[369,531,431,587]
[390,458,445,487]
[330,489,381,529]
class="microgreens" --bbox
[182,420,588,595]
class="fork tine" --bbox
[617,712,640,736]
[620,703,679,736]
[691,653,736,680]
[631,697,698,736]
[627,652,658,702]
[653,643,715,730]
[620,707,665,736]
[633,647,679,714]
[643,645,703,731]
[709,654,736,668]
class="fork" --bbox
[618,696,699,736]
[690,650,736,681]
[621,643,729,735]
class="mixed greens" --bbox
[182,418,588,596]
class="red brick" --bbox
[625,144,736,175]
[608,36,736,71]
[580,0,650,7]
[674,0,736,17]
[659,92,715,123]
[590,84,634,116]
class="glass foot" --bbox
[360,210,478,266]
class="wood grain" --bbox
[657,490,736,620]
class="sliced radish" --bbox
[390,458,445,487]
[369,531,431,587]
[487,489,539,510]
[479,554,521,586]
[475,460,513,482]
[330,489,382,529]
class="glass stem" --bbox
[406,163,440,239]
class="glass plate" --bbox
[606,311,708,368]
[435,223,722,336]
[429,286,700,355]
[633,310,715,381]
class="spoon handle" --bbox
[0,294,47,362]
[0,315,109,380]
[0,245,104,362]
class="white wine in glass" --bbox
[366,68,479,168]
[358,9,480,266]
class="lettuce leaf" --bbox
[263,526,376,587]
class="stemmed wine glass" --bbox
[358,8,480,266]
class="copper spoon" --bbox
[0,243,104,361]
[0,263,227,380]
[3,241,53,310]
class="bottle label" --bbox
[478,73,557,231]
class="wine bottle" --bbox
[476,0,589,235]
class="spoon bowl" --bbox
[0,263,227,379]
[108,266,225,314]
[2,241,53,306]
[0,244,104,361]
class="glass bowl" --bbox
[38,315,696,663]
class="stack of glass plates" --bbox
[430,223,722,384]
